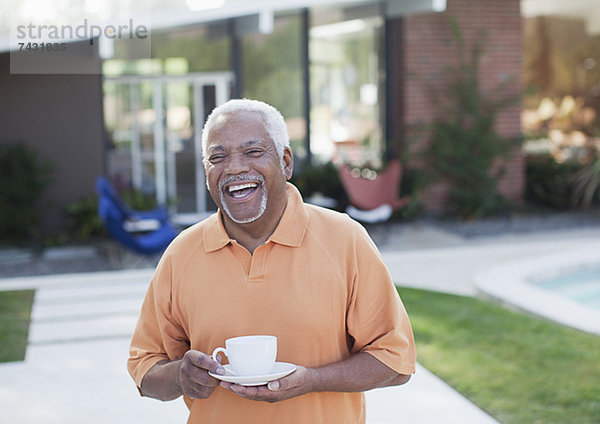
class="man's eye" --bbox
[209,154,226,163]
[246,149,264,156]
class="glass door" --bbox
[165,80,196,213]
[103,72,233,222]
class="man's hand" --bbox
[178,350,226,399]
[219,352,411,403]
[140,350,225,401]
[220,366,315,403]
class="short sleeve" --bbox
[345,227,416,375]
[127,254,190,389]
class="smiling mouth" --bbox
[225,182,259,199]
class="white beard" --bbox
[219,175,267,224]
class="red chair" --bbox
[339,160,410,223]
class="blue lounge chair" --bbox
[96,177,169,223]
[96,177,179,255]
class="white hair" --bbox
[201,98,290,165]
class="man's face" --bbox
[204,111,292,225]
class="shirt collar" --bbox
[203,182,309,252]
[203,212,231,252]
[268,183,309,248]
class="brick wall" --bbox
[394,0,524,213]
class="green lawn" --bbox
[0,290,34,363]
[398,287,600,424]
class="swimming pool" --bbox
[530,263,600,311]
[475,244,600,336]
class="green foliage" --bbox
[399,287,600,424]
[290,162,347,210]
[0,290,34,363]
[526,154,585,209]
[571,156,600,209]
[0,143,53,243]
[425,18,521,219]
[120,188,159,211]
[394,166,425,220]
[66,196,104,240]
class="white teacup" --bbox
[212,335,277,376]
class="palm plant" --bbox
[571,157,600,209]
[424,17,521,219]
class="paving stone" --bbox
[34,281,147,303]
[32,298,143,321]
[28,314,138,344]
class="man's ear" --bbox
[282,147,294,180]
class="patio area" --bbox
[1,214,599,423]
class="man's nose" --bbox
[224,153,250,175]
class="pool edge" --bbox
[474,242,600,336]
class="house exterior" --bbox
[0,0,525,235]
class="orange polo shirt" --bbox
[128,183,416,424]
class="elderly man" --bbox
[128,99,416,423]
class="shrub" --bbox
[290,162,347,210]
[525,154,584,209]
[424,18,521,219]
[0,143,53,243]
[571,156,600,209]
[66,196,104,240]
[119,188,159,211]
[394,166,425,220]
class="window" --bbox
[310,6,384,167]
[241,13,307,161]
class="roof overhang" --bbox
[0,0,447,54]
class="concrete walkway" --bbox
[0,267,498,424]
[1,223,599,423]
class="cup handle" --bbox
[212,347,227,363]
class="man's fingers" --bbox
[221,367,310,404]
[178,350,225,398]
[188,369,221,387]
[267,375,294,391]
[225,383,291,403]
[186,350,225,375]
[228,384,269,401]
[267,380,281,391]
[267,368,301,391]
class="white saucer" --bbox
[209,362,297,386]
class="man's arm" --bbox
[310,351,411,392]
[140,351,225,401]
[220,351,410,403]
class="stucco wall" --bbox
[0,40,105,236]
